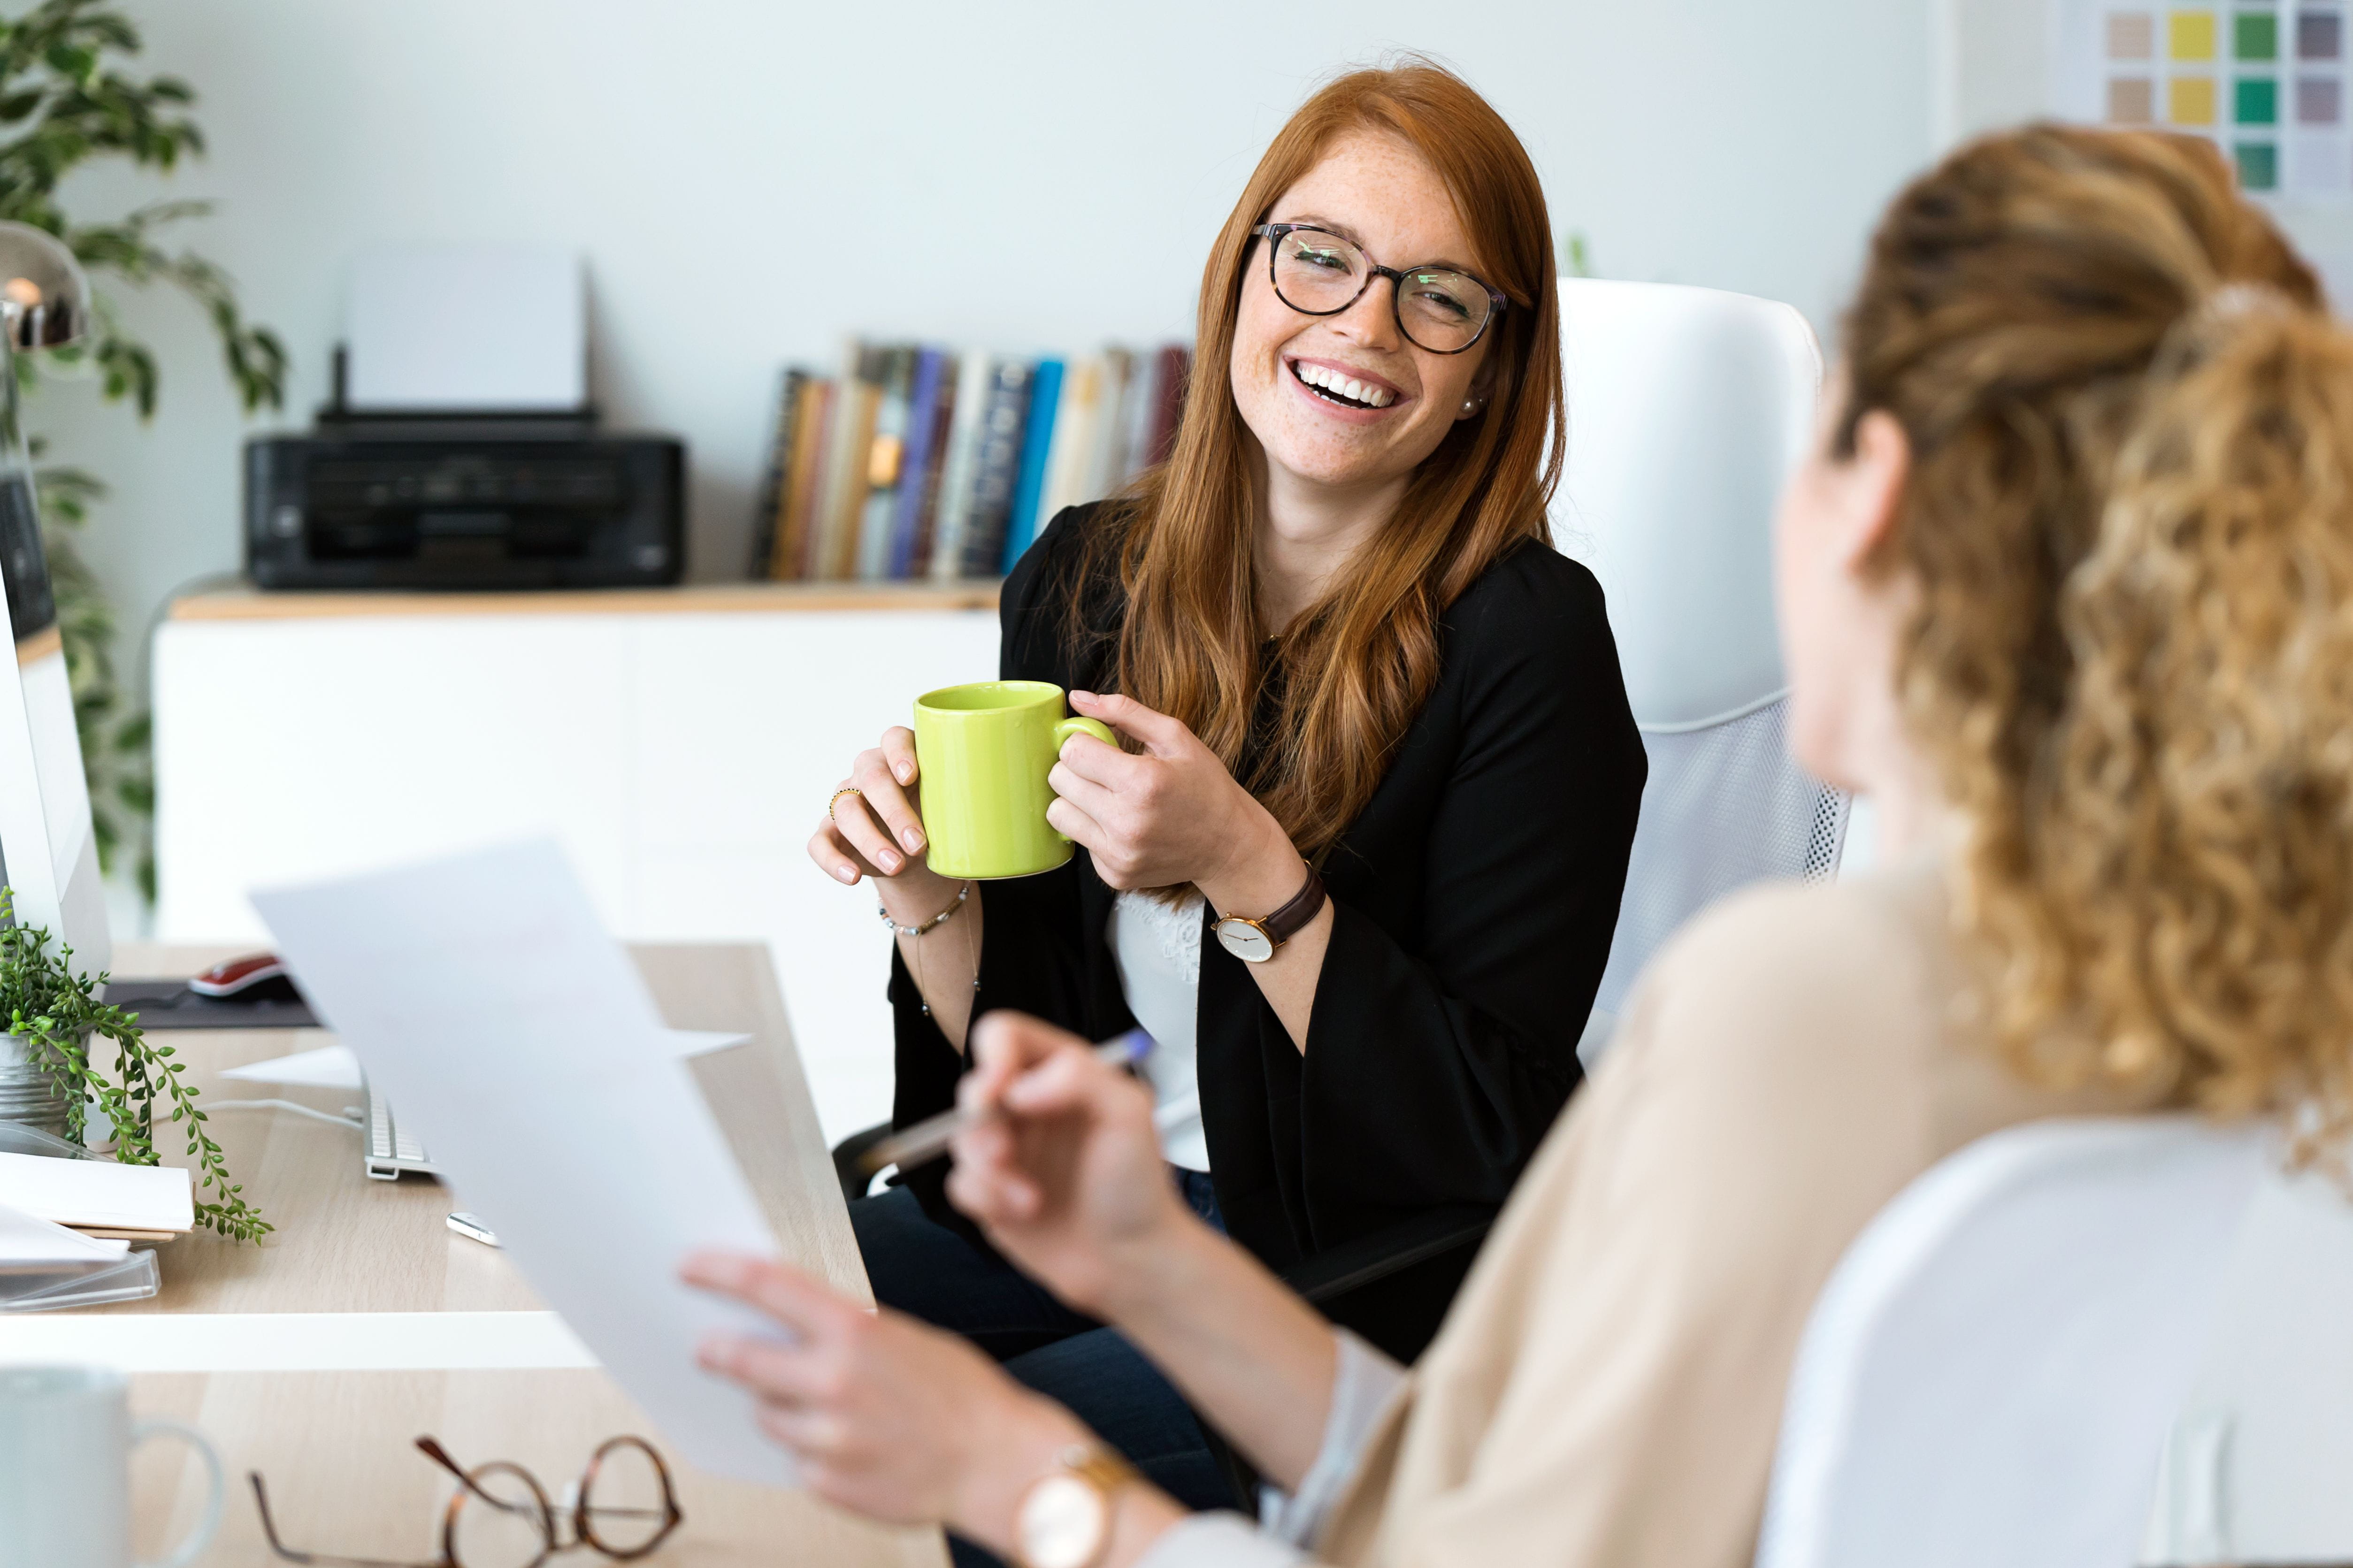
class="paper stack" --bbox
[0,1150,195,1242]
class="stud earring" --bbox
[1462,398,1480,414]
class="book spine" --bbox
[1039,356,1100,522]
[888,349,948,579]
[960,358,1033,578]
[774,378,833,581]
[858,346,918,581]
[1091,347,1134,499]
[928,352,994,582]
[1119,349,1159,492]
[907,355,959,579]
[747,368,806,578]
[1002,359,1064,572]
[817,344,885,580]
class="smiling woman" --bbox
[806,58,1646,1562]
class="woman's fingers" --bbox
[1045,758,1122,822]
[1070,690,1189,755]
[881,726,919,787]
[850,750,928,863]
[1044,795,1108,856]
[808,819,874,885]
[681,1251,854,1340]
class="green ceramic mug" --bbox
[913,681,1118,879]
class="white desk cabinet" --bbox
[154,583,1001,1143]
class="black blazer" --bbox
[890,502,1646,1358]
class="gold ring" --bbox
[828,786,863,822]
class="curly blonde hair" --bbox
[1843,124,2353,1146]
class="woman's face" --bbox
[1229,130,1496,496]
[1773,369,1914,792]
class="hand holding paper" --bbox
[251,841,798,1486]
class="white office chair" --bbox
[1553,278,1848,1063]
[1754,1115,2269,1568]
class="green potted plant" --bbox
[0,890,268,1240]
[0,0,287,898]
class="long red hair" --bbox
[1073,59,1563,869]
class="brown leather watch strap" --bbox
[1259,863,1327,947]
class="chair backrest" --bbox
[1754,1115,2269,1568]
[1552,279,1847,1051]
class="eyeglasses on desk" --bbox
[250,1432,683,1567]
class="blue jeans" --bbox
[850,1172,1236,1567]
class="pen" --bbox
[857,1028,1155,1176]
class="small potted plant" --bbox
[0,890,268,1240]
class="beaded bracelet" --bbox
[880,881,978,1020]
[877,879,971,937]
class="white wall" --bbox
[34,0,1933,724]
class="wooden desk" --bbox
[15,942,945,1568]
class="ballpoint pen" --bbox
[856,1028,1155,1175]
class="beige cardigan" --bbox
[1298,862,2144,1567]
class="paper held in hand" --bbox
[250,840,798,1488]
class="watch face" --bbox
[1019,1473,1108,1568]
[1214,918,1276,964]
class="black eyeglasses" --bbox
[250,1434,683,1568]
[1250,223,1507,354]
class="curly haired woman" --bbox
[696,124,2353,1568]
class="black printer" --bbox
[245,407,685,591]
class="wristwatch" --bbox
[1016,1442,1139,1568]
[1210,864,1327,964]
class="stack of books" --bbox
[748,342,1193,583]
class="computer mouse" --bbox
[187,952,303,1003]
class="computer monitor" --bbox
[0,366,107,979]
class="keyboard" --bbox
[364,1082,440,1181]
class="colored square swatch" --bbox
[2300,10,2343,59]
[2298,75,2341,122]
[2108,11,2155,57]
[2110,76,2157,120]
[2236,10,2279,60]
[2171,74,2220,122]
[2235,140,2280,189]
[2172,9,2219,59]
[2293,133,2349,191]
[2238,76,2279,122]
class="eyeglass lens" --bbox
[576,1438,674,1558]
[1269,229,1491,352]
[446,1461,554,1568]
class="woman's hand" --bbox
[808,726,962,919]
[683,1252,1089,1545]
[1048,691,1283,893]
[946,1012,1201,1318]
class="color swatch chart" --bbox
[2054,2,2353,196]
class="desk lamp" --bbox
[0,219,109,977]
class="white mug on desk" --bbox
[0,1365,222,1568]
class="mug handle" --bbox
[1049,717,1119,843]
[129,1418,224,1568]
[1054,716,1117,751]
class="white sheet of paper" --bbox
[0,1201,129,1264]
[220,1043,363,1090]
[220,1032,750,1093]
[347,246,586,411]
[250,841,797,1487]
[0,1152,192,1233]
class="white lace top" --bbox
[1106,887,1209,1171]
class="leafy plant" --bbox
[0,0,287,897]
[0,889,268,1241]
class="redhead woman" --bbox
[806,61,1646,1522]
[712,125,2353,1568]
